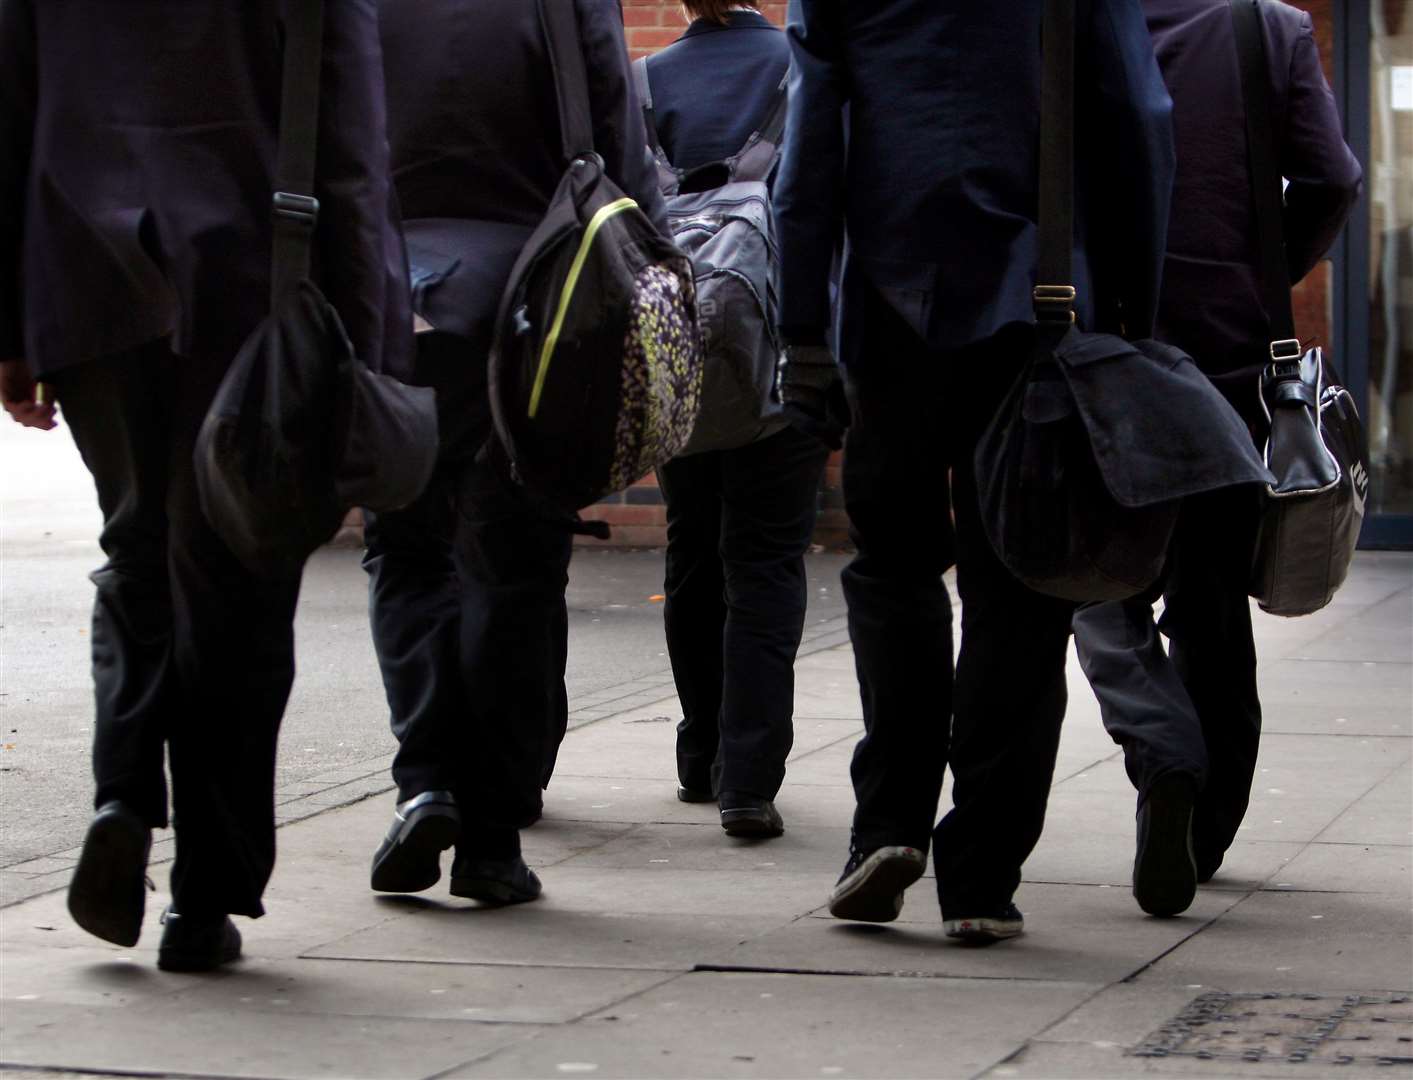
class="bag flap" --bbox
[1053,328,1274,508]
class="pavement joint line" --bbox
[0,1066,245,1080]
[1306,755,1413,848]
[1118,886,1260,987]
[687,962,1086,983]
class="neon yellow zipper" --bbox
[527,196,639,418]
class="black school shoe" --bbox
[827,843,927,923]
[450,854,543,905]
[944,903,1025,944]
[68,801,153,947]
[157,908,242,972]
[718,792,784,838]
[370,790,461,894]
[449,826,542,905]
[676,785,715,804]
[1133,771,1198,917]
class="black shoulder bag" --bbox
[973,0,1272,602]
[194,0,438,580]
[1231,0,1370,617]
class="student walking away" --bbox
[775,0,1175,941]
[637,1,830,839]
[1073,0,1361,917]
[366,0,668,903]
[0,0,409,970]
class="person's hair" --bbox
[682,1,758,25]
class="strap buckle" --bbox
[1033,284,1077,326]
[273,191,319,229]
[1269,337,1301,362]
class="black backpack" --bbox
[633,58,788,455]
[487,0,703,511]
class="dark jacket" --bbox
[1143,0,1362,380]
[644,11,789,172]
[0,0,410,380]
[774,0,1175,361]
[379,0,668,342]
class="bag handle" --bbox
[538,0,598,165]
[1229,0,1300,360]
[270,0,325,304]
[1034,0,1078,334]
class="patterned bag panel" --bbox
[608,262,704,493]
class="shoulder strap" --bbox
[271,0,325,303]
[538,0,596,164]
[730,76,789,184]
[1034,0,1077,332]
[632,57,662,151]
[1229,0,1298,349]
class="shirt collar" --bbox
[680,11,776,39]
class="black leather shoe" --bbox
[370,790,461,893]
[1133,772,1198,917]
[676,785,714,804]
[449,854,543,905]
[68,801,152,947]
[157,907,241,972]
[718,792,784,838]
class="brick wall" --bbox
[622,2,787,59]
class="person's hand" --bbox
[1,359,58,430]
[775,344,849,450]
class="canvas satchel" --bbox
[974,0,1271,603]
[194,0,438,579]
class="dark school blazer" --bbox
[774,0,1176,364]
[1143,0,1362,386]
[643,10,789,173]
[379,0,669,343]
[0,0,410,380]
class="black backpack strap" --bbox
[1034,0,1077,334]
[730,75,789,184]
[632,57,662,153]
[270,0,325,303]
[538,0,597,163]
[632,56,682,195]
[1229,0,1299,356]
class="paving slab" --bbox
[1268,841,1413,894]
[443,970,1096,1080]
[1141,889,1413,993]
[1318,760,1413,846]
[305,905,792,972]
[566,822,855,875]
[0,998,536,1080]
[725,883,1245,984]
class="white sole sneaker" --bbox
[944,908,1024,943]
[827,846,927,922]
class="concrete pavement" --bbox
[0,553,1409,1079]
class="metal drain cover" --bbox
[1132,992,1413,1066]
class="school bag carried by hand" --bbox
[632,57,787,455]
[1230,0,1370,617]
[194,0,438,579]
[489,0,703,511]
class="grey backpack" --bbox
[633,59,788,455]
